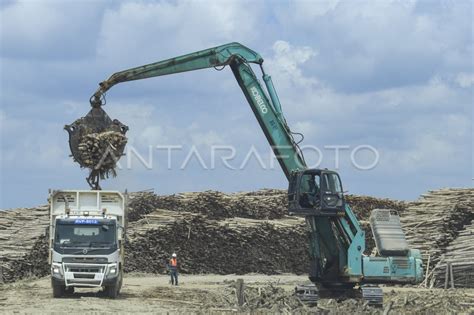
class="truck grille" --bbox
[63,257,108,264]
[63,262,108,287]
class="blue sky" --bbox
[0,0,472,209]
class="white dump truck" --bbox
[48,190,127,298]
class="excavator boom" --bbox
[91,42,306,179]
[91,43,262,103]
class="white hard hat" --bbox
[172,253,177,258]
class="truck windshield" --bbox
[55,219,116,248]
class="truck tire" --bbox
[104,284,119,298]
[117,273,123,295]
[105,272,123,298]
[52,283,65,298]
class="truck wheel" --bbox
[117,275,123,295]
[52,284,65,298]
[105,282,119,298]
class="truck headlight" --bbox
[107,264,118,276]
[52,263,62,275]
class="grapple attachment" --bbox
[65,106,128,190]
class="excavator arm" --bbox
[90,42,306,178]
[91,42,262,101]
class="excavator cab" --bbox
[288,169,346,216]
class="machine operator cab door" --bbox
[288,169,346,216]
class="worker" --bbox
[168,253,178,286]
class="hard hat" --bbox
[172,253,177,258]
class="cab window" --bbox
[299,174,320,208]
[323,173,342,194]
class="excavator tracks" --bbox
[294,284,384,307]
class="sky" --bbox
[0,0,472,209]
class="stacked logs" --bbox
[0,206,50,282]
[345,194,407,220]
[127,190,405,255]
[430,220,474,288]
[77,131,127,179]
[127,190,403,222]
[400,188,474,285]
[128,189,287,221]
[125,214,309,275]
[2,188,472,285]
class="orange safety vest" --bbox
[170,258,177,267]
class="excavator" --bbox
[66,42,423,305]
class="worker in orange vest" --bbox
[168,253,178,286]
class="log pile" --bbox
[127,189,288,221]
[345,194,407,220]
[400,188,474,285]
[77,131,127,178]
[430,219,474,288]
[126,190,404,255]
[125,212,309,275]
[0,206,50,282]
[128,190,404,222]
[1,188,472,286]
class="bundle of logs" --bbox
[399,188,474,284]
[77,130,127,179]
[430,219,474,288]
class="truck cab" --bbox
[49,190,126,298]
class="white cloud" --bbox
[266,40,318,89]
[97,0,263,65]
[275,1,472,92]
[262,39,470,185]
[285,0,341,21]
[455,72,474,88]
[0,0,106,59]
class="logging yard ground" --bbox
[1,273,473,314]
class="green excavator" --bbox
[66,43,423,305]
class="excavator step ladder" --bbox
[361,285,383,306]
[294,284,319,305]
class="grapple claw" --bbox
[65,105,128,190]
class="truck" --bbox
[48,189,126,298]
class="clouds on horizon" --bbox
[0,0,472,209]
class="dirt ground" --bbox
[1,273,473,314]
